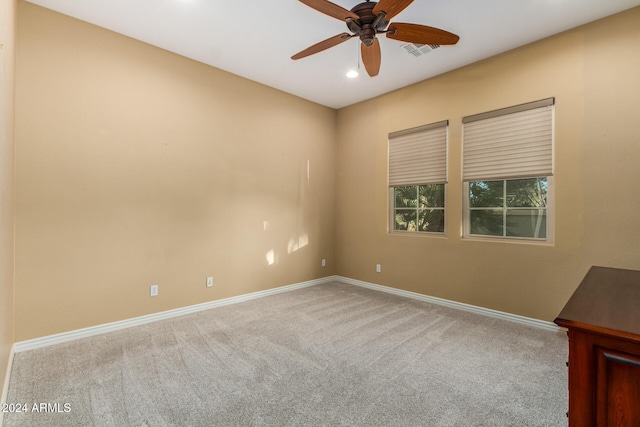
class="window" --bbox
[468,178,548,238]
[393,184,445,232]
[462,99,554,242]
[388,121,448,234]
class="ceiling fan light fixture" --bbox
[346,69,359,78]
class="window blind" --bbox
[462,98,554,181]
[388,120,448,186]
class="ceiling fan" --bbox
[291,0,459,77]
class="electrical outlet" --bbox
[150,284,158,296]
[206,277,213,288]
[376,264,381,273]
[322,259,326,267]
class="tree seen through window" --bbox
[394,184,445,233]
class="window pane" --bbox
[419,184,444,208]
[395,186,418,208]
[470,209,503,236]
[469,181,503,207]
[419,209,445,232]
[392,184,445,234]
[506,178,547,208]
[394,209,417,231]
[506,209,547,238]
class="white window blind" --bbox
[388,120,448,186]
[462,98,554,181]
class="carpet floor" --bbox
[3,281,568,426]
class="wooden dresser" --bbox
[554,266,640,426]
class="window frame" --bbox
[461,99,555,244]
[462,176,554,244]
[387,120,449,236]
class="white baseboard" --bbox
[336,276,563,333]
[0,344,16,425]
[14,274,562,353]
[14,276,335,353]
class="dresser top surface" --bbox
[554,266,640,338]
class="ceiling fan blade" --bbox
[361,38,381,77]
[291,33,353,60]
[372,0,414,20]
[386,23,460,45]
[297,0,359,21]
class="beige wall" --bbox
[15,2,336,341]
[335,7,640,322]
[13,2,640,342]
[0,0,16,405]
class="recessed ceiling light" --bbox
[346,70,359,78]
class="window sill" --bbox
[462,235,554,246]
[389,231,448,239]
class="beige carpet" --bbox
[4,281,568,426]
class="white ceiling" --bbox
[25,0,640,109]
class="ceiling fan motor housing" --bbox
[347,2,389,46]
